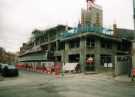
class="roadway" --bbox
[0,70,135,97]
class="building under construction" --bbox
[19,0,134,73]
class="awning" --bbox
[63,63,78,71]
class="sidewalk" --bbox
[0,75,4,81]
[114,75,132,83]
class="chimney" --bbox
[113,23,117,36]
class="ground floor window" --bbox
[100,55,112,67]
[68,54,80,63]
[56,56,61,62]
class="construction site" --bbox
[18,0,134,76]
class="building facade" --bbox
[19,24,132,72]
[133,0,135,29]
[19,2,132,73]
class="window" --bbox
[41,45,48,51]
[100,55,112,66]
[58,42,65,50]
[134,8,135,19]
[43,34,48,42]
[117,41,130,51]
[69,54,80,62]
[86,38,95,48]
[101,40,112,49]
[50,43,56,51]
[101,43,105,48]
[69,39,80,49]
[56,56,61,62]
[107,43,112,49]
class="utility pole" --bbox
[131,0,135,81]
[132,0,135,68]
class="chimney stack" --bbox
[113,23,117,36]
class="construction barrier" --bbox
[16,64,26,69]
[16,62,64,76]
[54,64,61,75]
[131,68,135,81]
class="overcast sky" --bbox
[0,0,134,53]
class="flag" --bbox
[87,0,95,3]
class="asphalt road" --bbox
[0,71,135,97]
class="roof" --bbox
[116,28,135,40]
[60,31,121,42]
[59,26,134,42]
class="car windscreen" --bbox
[8,65,16,69]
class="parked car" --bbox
[0,63,2,73]
[0,63,8,73]
[0,63,19,77]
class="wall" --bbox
[55,36,118,72]
[132,41,135,68]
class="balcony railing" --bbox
[59,25,112,39]
[19,53,47,61]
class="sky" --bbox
[0,0,134,53]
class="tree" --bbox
[0,47,16,64]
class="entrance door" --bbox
[115,55,132,76]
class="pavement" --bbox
[0,71,135,97]
[114,75,131,82]
[97,71,134,83]
[0,75,4,81]
[0,71,133,82]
